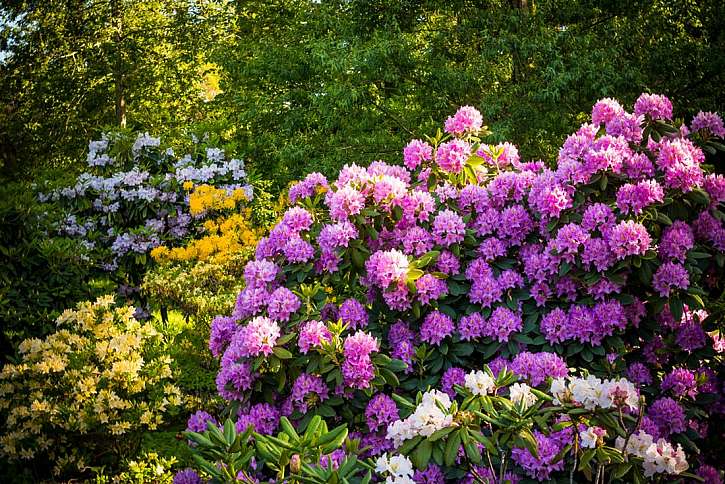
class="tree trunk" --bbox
[111,0,126,128]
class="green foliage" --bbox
[0,0,235,175]
[185,416,373,483]
[212,0,725,190]
[0,182,110,359]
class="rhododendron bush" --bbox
[37,132,254,291]
[181,95,724,483]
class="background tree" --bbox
[0,0,233,176]
[213,0,725,190]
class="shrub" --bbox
[142,185,264,323]
[0,296,182,478]
[190,95,723,481]
[36,131,254,291]
[0,182,109,358]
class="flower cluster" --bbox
[38,132,253,277]
[0,297,181,475]
[190,94,723,482]
[386,390,453,447]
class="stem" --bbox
[485,447,496,479]
[595,463,602,484]
[498,449,508,482]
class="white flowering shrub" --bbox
[37,131,253,290]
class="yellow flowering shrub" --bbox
[187,184,248,216]
[0,296,181,476]
[151,211,259,264]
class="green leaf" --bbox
[413,439,433,470]
[428,426,455,442]
[273,347,293,359]
[444,430,461,467]
[223,418,235,446]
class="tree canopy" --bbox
[1,0,723,185]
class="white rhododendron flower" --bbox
[464,370,495,396]
[376,453,415,483]
[579,426,606,448]
[386,390,453,447]
[509,383,537,410]
[615,431,688,477]
[550,377,568,405]
[551,375,640,411]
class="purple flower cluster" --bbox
[236,403,280,435]
[290,373,329,413]
[648,397,687,437]
[616,180,664,214]
[342,331,379,389]
[541,300,629,345]
[365,393,399,432]
[511,430,566,480]
[288,172,329,203]
[420,311,455,345]
[298,320,331,353]
[661,368,698,398]
[652,262,689,297]
[691,111,725,138]
[186,410,216,433]
[173,469,202,484]
[415,274,448,305]
[510,351,568,386]
[339,298,369,329]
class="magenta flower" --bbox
[298,320,331,353]
[415,274,448,305]
[365,249,409,288]
[236,403,280,435]
[592,98,624,125]
[280,207,314,232]
[659,221,694,262]
[457,312,485,341]
[403,139,433,170]
[326,185,366,221]
[240,316,281,357]
[436,139,471,174]
[432,209,465,247]
[342,331,379,389]
[634,93,673,120]
[606,220,651,259]
[444,105,483,135]
[616,180,664,215]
